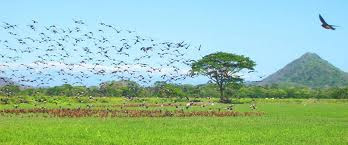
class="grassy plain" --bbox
[0,97,347,145]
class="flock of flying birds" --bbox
[0,19,203,87]
[0,14,340,88]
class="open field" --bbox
[1,1,347,145]
[0,97,347,145]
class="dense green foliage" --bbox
[1,82,348,102]
[191,52,255,102]
[261,52,348,87]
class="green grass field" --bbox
[0,98,347,145]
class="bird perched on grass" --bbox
[13,104,19,109]
[319,14,338,30]
[186,102,193,109]
[226,105,233,111]
[250,103,257,110]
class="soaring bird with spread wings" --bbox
[319,14,338,30]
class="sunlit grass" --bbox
[0,97,347,144]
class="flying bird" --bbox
[319,14,338,30]
[0,20,202,87]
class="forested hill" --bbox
[260,52,348,87]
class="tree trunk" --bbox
[219,83,231,103]
[219,84,225,101]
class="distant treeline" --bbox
[0,80,347,99]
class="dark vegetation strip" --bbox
[1,83,348,100]
[96,102,209,108]
[0,108,264,118]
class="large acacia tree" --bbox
[191,52,255,102]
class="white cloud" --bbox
[0,61,190,76]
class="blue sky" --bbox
[0,0,347,85]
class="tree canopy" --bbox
[191,52,256,102]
